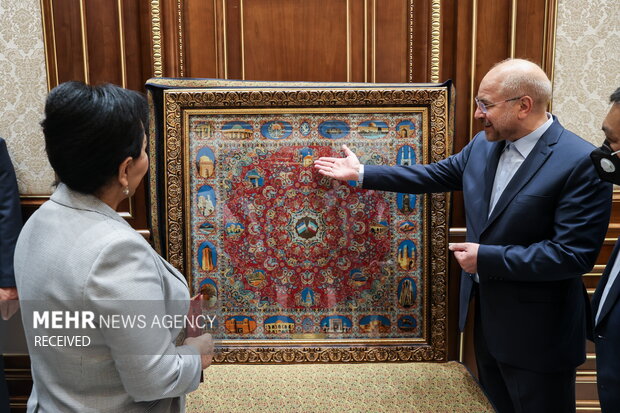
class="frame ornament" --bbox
[147,79,454,363]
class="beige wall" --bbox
[553,0,620,146]
[0,1,618,195]
[0,1,53,195]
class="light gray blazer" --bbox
[14,183,201,413]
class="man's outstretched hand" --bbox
[314,144,361,182]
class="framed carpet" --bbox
[146,78,454,363]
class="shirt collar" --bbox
[510,113,553,158]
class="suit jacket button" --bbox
[597,334,605,340]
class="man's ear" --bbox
[117,156,133,188]
[518,96,534,119]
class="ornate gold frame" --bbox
[148,81,453,363]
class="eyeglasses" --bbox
[475,96,524,114]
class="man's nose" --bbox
[474,106,485,119]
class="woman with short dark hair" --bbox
[14,81,213,413]
[42,81,148,195]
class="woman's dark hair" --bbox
[611,87,620,105]
[42,81,148,194]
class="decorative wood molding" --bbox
[117,0,127,88]
[176,0,185,76]
[156,84,452,363]
[239,0,245,79]
[430,0,441,83]
[468,0,479,139]
[364,0,368,82]
[213,345,444,364]
[150,0,163,77]
[408,0,414,82]
[222,0,228,78]
[372,0,376,82]
[78,0,89,83]
[39,0,57,90]
[346,0,351,82]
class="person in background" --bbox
[314,59,612,412]
[14,81,213,413]
[589,86,620,413]
[0,137,22,413]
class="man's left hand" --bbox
[0,287,19,320]
[449,242,479,274]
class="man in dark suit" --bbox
[315,59,612,412]
[0,137,22,413]
[590,87,620,413]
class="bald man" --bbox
[315,59,612,412]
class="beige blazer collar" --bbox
[50,183,129,227]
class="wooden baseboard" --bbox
[3,354,31,412]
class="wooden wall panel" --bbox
[411,0,430,83]
[46,0,85,84]
[42,0,151,89]
[84,1,122,86]
[160,0,184,77]
[515,0,547,64]
[242,0,349,81]
[176,0,425,84]
[223,0,242,80]
[122,0,155,90]
[38,0,154,243]
[184,0,218,78]
[374,0,410,83]
[439,1,469,233]
[348,1,365,82]
[470,0,512,137]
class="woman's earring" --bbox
[123,186,130,196]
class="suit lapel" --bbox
[595,240,620,325]
[482,122,559,233]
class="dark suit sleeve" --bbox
[0,138,22,287]
[478,153,612,282]
[362,134,475,193]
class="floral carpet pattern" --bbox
[186,361,493,412]
[188,110,426,341]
